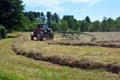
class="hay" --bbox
[106,62,120,74]
[11,33,120,74]
[96,40,120,43]
[17,32,23,37]
[48,41,120,48]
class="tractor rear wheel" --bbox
[37,31,44,41]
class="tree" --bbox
[47,12,52,27]
[81,20,87,31]
[80,16,91,32]
[0,25,7,39]
[0,0,25,31]
[52,15,55,23]
[74,21,81,32]
[60,20,68,31]
[115,20,120,31]
[63,15,75,30]
[85,16,91,23]
[54,13,59,23]
[24,11,38,22]
[102,17,108,31]
[51,22,60,31]
[51,13,60,23]
[28,11,36,22]
[107,18,114,31]
[116,17,120,20]
[92,20,101,31]
[40,12,45,23]
[115,17,120,31]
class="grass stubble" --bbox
[0,32,120,80]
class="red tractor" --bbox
[30,24,54,41]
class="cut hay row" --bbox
[11,33,120,74]
[96,40,120,43]
[48,41,120,48]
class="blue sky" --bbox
[22,0,120,21]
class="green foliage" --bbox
[60,20,68,31]
[114,19,120,31]
[47,12,52,27]
[50,14,120,32]
[24,11,40,22]
[116,17,120,20]
[85,16,91,23]
[81,20,88,31]
[0,0,39,32]
[40,12,46,23]
[51,22,60,31]
[0,0,24,31]
[74,21,81,31]
[0,25,7,39]
[63,15,76,30]
[51,13,60,23]
[92,20,101,31]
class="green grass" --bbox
[0,67,23,80]
[0,32,120,80]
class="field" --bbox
[22,32,120,63]
[0,32,120,80]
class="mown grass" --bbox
[0,32,120,80]
[22,34,120,63]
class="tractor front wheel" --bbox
[30,32,34,40]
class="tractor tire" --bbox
[30,32,34,40]
[37,31,44,41]
[31,35,34,40]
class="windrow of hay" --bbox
[11,33,120,74]
[48,41,120,48]
[96,40,120,43]
[11,32,28,54]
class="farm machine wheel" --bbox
[30,32,34,40]
[37,31,44,41]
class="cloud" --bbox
[69,0,103,6]
[23,0,59,6]
[89,0,103,6]
[22,0,65,12]
[22,0,103,12]
[46,5,64,12]
[81,8,88,12]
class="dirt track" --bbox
[11,33,120,74]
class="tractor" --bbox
[30,24,54,41]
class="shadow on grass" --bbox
[7,36,18,38]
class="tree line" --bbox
[0,0,120,37]
[49,15,120,32]
[22,11,120,32]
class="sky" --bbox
[22,0,120,21]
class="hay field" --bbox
[86,32,120,41]
[0,32,120,80]
[22,32,120,63]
